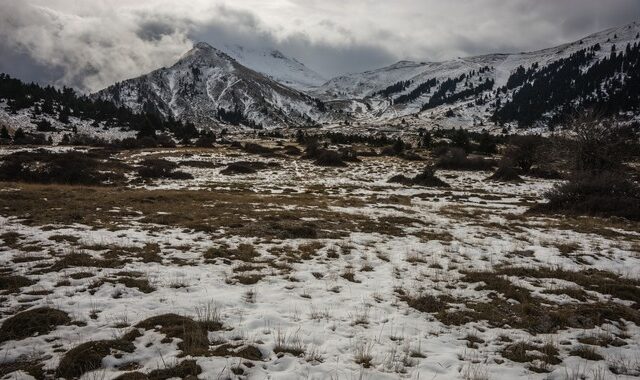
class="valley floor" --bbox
[1,144,639,380]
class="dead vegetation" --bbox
[0,135,638,379]
[0,183,412,238]
[273,330,306,357]
[0,307,71,342]
[398,267,640,334]
[501,341,560,372]
[389,167,450,187]
[487,165,523,182]
[39,251,125,273]
[135,313,222,356]
[221,160,280,175]
[113,360,202,380]
[0,149,127,185]
[136,159,193,180]
[0,274,34,293]
[530,172,640,221]
[210,343,263,360]
[56,339,136,378]
[435,148,496,171]
[0,355,46,379]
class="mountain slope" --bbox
[94,43,331,129]
[219,44,326,91]
[315,21,640,129]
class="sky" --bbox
[1,0,639,93]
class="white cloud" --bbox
[0,0,638,92]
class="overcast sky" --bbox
[1,0,639,93]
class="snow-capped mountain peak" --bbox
[93,42,333,129]
[218,43,327,91]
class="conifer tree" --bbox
[13,128,26,141]
[0,125,9,139]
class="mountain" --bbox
[4,22,638,135]
[0,73,186,143]
[219,44,326,91]
[94,42,333,129]
[314,21,640,130]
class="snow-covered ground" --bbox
[0,100,137,143]
[1,145,639,380]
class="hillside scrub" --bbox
[0,149,126,185]
[530,115,640,220]
[530,172,640,221]
[389,167,450,187]
[435,148,496,171]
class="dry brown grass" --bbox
[114,359,202,380]
[0,231,23,248]
[0,307,71,342]
[0,183,414,239]
[0,355,45,379]
[401,267,640,334]
[36,251,125,273]
[501,341,561,372]
[0,274,35,293]
[569,345,604,361]
[493,266,640,305]
[89,274,156,294]
[210,343,263,360]
[135,313,218,356]
[56,339,136,378]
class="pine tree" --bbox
[137,117,157,139]
[13,128,26,141]
[451,129,470,151]
[392,138,405,154]
[0,125,9,139]
[0,125,11,140]
[58,106,70,124]
[42,98,54,114]
[420,131,432,148]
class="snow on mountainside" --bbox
[219,44,326,91]
[94,42,333,129]
[0,100,136,143]
[90,21,639,131]
[315,21,640,128]
[319,22,640,99]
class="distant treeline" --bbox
[0,73,198,139]
[493,42,640,127]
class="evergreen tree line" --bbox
[0,73,198,139]
[421,77,495,111]
[505,63,539,89]
[493,42,640,127]
[374,80,412,98]
[394,79,438,104]
[217,107,245,125]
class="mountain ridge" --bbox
[94,42,334,129]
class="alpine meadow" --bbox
[1,1,640,379]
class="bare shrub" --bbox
[502,135,548,173]
[531,172,640,220]
[56,340,135,378]
[0,307,71,342]
[389,167,450,187]
[137,159,193,180]
[435,148,495,171]
[0,150,125,185]
[353,340,374,368]
[273,329,305,356]
[487,164,523,182]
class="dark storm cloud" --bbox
[187,10,396,77]
[0,0,638,92]
[137,19,178,42]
